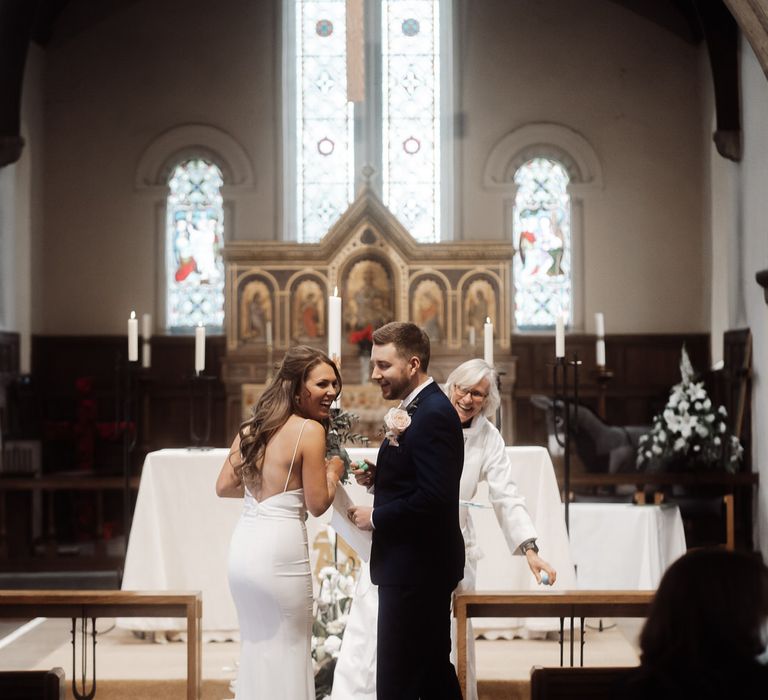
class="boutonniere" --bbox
[383,407,412,447]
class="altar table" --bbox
[119,446,575,634]
[568,502,687,589]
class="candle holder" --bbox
[590,366,614,421]
[115,353,140,557]
[189,372,216,449]
[552,352,582,534]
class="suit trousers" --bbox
[376,583,462,700]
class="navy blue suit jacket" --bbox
[370,382,465,588]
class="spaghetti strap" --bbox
[283,418,310,493]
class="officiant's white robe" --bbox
[331,414,538,700]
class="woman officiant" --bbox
[333,358,557,700]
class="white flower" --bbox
[383,407,411,446]
[714,436,721,445]
[696,424,709,438]
[652,444,662,455]
[326,619,345,635]
[324,634,342,655]
[674,437,686,452]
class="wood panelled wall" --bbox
[28,335,228,474]
[14,332,741,477]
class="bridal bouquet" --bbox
[312,562,357,699]
[326,408,368,483]
[636,346,743,472]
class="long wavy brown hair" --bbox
[233,345,342,489]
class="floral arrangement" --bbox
[383,406,411,447]
[348,323,374,355]
[636,346,743,472]
[312,561,357,700]
[326,408,368,483]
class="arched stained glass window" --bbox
[165,159,225,331]
[382,0,441,242]
[295,0,354,243]
[286,0,448,243]
[512,158,572,330]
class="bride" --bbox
[216,345,346,699]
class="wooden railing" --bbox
[0,475,140,560]
[0,590,202,700]
[453,590,655,700]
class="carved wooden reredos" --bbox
[221,189,516,439]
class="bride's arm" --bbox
[216,433,245,498]
[301,421,344,517]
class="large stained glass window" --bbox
[512,158,572,330]
[295,0,355,243]
[166,159,225,331]
[382,0,441,242]
[289,0,446,243]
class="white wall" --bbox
[738,38,768,556]
[459,0,707,333]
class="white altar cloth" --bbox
[118,446,575,634]
[568,502,687,590]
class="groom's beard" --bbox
[377,374,413,401]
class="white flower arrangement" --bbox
[636,346,743,472]
[311,560,357,698]
[383,406,411,446]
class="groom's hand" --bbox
[352,460,376,488]
[347,506,374,531]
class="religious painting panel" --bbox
[410,277,445,343]
[343,258,395,344]
[239,278,273,343]
[291,277,325,343]
[463,278,497,345]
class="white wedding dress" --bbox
[228,420,314,699]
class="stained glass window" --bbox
[295,0,355,243]
[382,0,441,242]
[512,158,572,330]
[289,0,446,243]
[166,159,225,331]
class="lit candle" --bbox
[195,323,205,374]
[468,326,476,347]
[483,317,494,367]
[328,286,342,366]
[596,339,606,367]
[595,312,605,338]
[127,311,138,362]
[266,320,273,347]
[141,313,152,339]
[555,313,565,358]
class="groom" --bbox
[349,322,464,699]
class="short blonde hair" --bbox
[443,359,500,419]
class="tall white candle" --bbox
[595,312,605,338]
[127,311,138,362]
[266,320,273,347]
[483,317,494,367]
[555,313,565,358]
[328,286,342,365]
[142,341,151,369]
[195,323,206,373]
[468,326,476,347]
[596,339,606,367]
[141,313,152,339]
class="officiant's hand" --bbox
[347,505,374,531]
[352,460,376,488]
[526,551,557,586]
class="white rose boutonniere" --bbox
[383,407,411,447]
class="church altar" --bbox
[118,446,575,635]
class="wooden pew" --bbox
[0,668,65,700]
[0,590,201,700]
[530,665,636,699]
[453,590,654,700]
